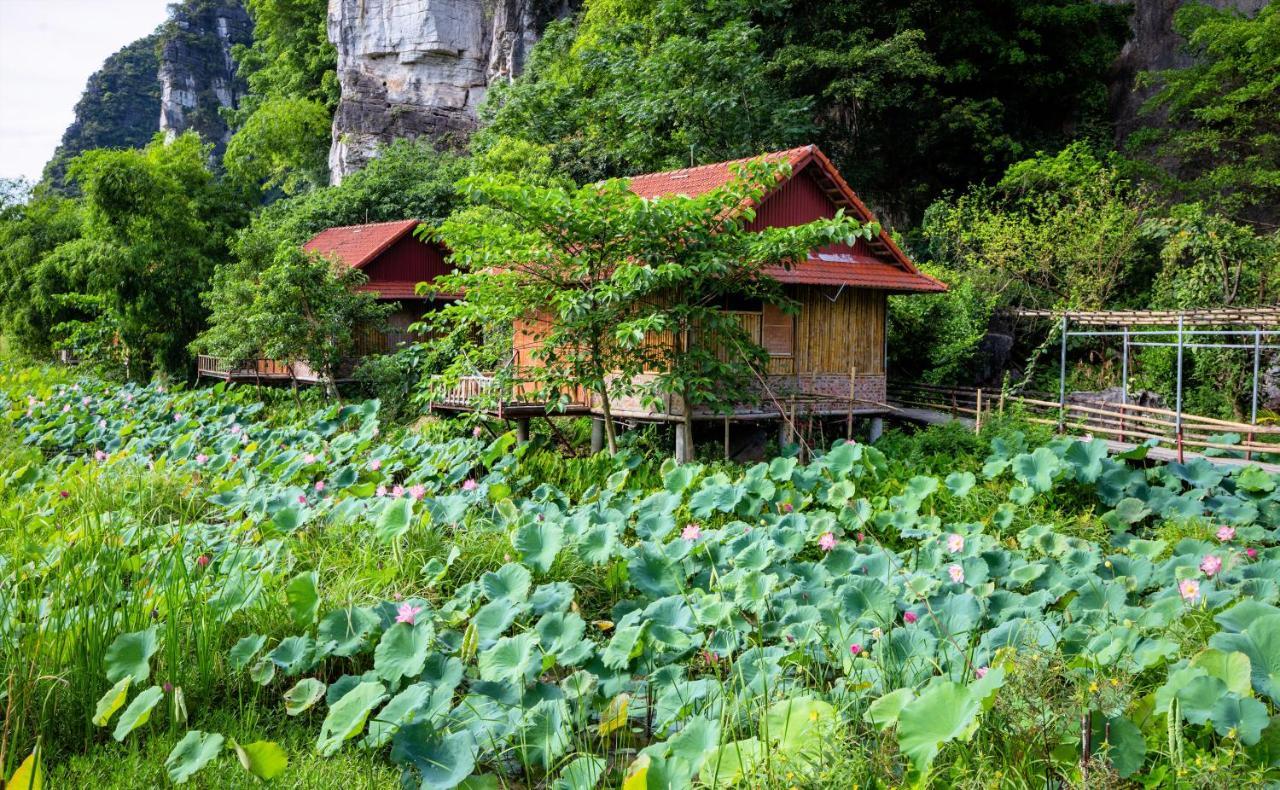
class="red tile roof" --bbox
[625,145,946,294]
[303,219,421,269]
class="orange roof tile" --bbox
[625,145,946,294]
[303,219,421,269]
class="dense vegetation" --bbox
[2,364,1278,787]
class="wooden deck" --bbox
[195,356,358,385]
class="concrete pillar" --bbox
[515,418,530,444]
[674,422,695,463]
[590,418,604,454]
[868,416,884,443]
[778,418,789,450]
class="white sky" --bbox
[0,0,174,181]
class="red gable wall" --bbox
[748,166,879,262]
[360,234,454,296]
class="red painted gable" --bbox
[626,145,945,293]
[303,219,457,300]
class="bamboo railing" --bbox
[888,381,1280,460]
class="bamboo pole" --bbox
[847,366,856,440]
[975,388,983,434]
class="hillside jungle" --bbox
[1,1,1279,787]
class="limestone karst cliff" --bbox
[326,0,578,182]
[157,0,253,157]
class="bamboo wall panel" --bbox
[762,302,795,356]
[793,287,885,374]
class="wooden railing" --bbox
[432,368,590,413]
[889,381,1280,460]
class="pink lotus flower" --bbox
[947,564,965,584]
[230,424,241,435]
[174,413,182,422]
[1247,547,1258,559]
[195,454,208,465]
[682,524,701,541]
[395,603,423,625]
[62,404,71,413]
[163,682,173,693]
[856,531,865,543]
[97,419,107,429]
[1179,578,1201,601]
[94,450,108,462]
[81,396,91,406]
[297,495,307,504]
[946,533,965,553]
[1200,555,1222,576]
[870,627,883,640]
[376,485,388,497]
[1216,525,1235,542]
[461,479,477,491]
[304,453,318,464]
[818,532,837,551]
[59,490,69,499]
[369,459,382,472]
[975,666,989,679]
[781,502,793,513]
[472,426,484,438]
[314,480,325,492]
[409,484,426,501]
[196,554,210,568]
[904,611,918,624]
[849,643,862,656]
[392,485,405,498]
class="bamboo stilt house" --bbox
[434,145,946,424]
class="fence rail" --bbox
[888,381,1280,460]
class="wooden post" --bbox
[1249,328,1261,461]
[723,416,731,461]
[515,418,530,444]
[847,366,856,441]
[1175,316,1184,462]
[789,395,797,449]
[590,418,604,454]
[975,388,983,434]
[1058,314,1068,433]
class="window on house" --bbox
[761,302,794,357]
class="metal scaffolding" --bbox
[1018,307,1280,462]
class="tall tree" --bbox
[426,158,870,454]
[1135,3,1280,224]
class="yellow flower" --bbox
[1088,681,1099,693]
[1110,678,1120,687]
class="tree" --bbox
[1142,203,1277,308]
[224,96,332,195]
[426,158,870,454]
[921,143,1152,311]
[0,192,88,357]
[1136,3,1279,223]
[195,246,393,398]
[66,132,245,377]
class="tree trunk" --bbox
[597,386,618,454]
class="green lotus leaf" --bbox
[515,699,571,769]
[1235,465,1277,493]
[105,627,158,685]
[1009,486,1035,506]
[112,685,164,741]
[374,622,433,684]
[1090,714,1145,778]
[374,497,415,542]
[514,517,565,574]
[165,730,224,784]
[481,562,532,603]
[1064,439,1108,483]
[270,503,307,534]
[896,681,981,777]
[763,696,837,758]
[391,724,476,790]
[629,545,681,597]
[703,737,764,785]
[1210,693,1270,745]
[529,582,575,615]
[1209,613,1280,704]
[474,598,524,643]
[479,631,539,685]
[552,755,606,790]
[317,607,380,658]
[283,678,327,716]
[316,681,388,756]
[663,462,700,495]
[92,676,132,727]
[769,456,798,482]
[249,656,276,686]
[635,491,680,540]
[1191,649,1253,697]
[228,634,267,671]
[270,635,315,675]
[232,740,288,781]
[945,471,976,498]
[689,477,744,518]
[1012,448,1060,493]
[1215,601,1280,634]
[285,570,320,628]
[363,682,435,748]
[1176,674,1228,725]
[865,689,915,733]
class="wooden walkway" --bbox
[891,406,1280,474]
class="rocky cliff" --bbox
[43,34,164,188]
[158,0,254,157]
[326,0,578,182]
[42,0,252,187]
[1104,0,1268,142]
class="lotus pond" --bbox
[2,364,1279,788]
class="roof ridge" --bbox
[626,145,814,182]
[312,218,420,232]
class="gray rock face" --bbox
[1102,0,1268,142]
[327,0,578,182]
[158,0,253,156]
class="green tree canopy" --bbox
[1137,2,1280,222]
[196,246,392,397]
